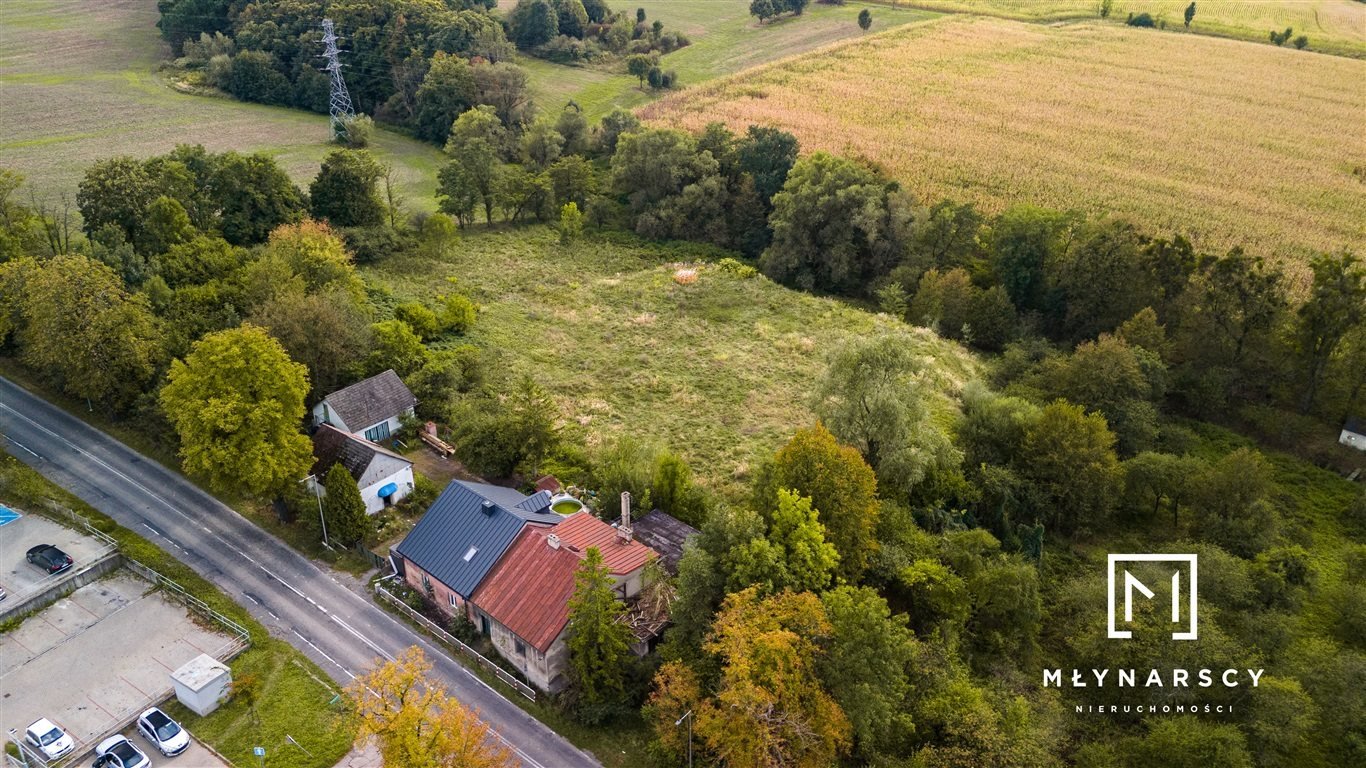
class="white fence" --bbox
[373,583,537,701]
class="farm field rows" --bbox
[644,15,1366,273]
[884,0,1366,57]
[505,0,938,119]
[363,229,979,499]
[0,0,445,208]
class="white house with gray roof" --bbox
[313,369,417,443]
[310,424,414,514]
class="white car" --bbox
[23,718,73,760]
[136,706,190,756]
[94,735,150,768]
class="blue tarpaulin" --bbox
[378,483,399,498]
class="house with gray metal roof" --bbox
[392,481,563,613]
[312,369,416,444]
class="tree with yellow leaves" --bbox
[647,587,851,768]
[345,647,517,768]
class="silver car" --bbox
[94,735,150,768]
[136,706,190,756]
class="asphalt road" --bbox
[0,375,601,768]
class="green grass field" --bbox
[0,0,445,208]
[363,228,979,499]
[882,0,1366,57]
[505,0,939,119]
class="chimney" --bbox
[547,533,561,550]
[617,491,634,544]
[481,500,495,515]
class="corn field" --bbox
[643,16,1366,275]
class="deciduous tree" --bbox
[762,423,879,581]
[819,586,916,757]
[309,149,386,228]
[1017,400,1121,535]
[14,255,162,411]
[347,647,516,768]
[697,588,851,768]
[814,333,960,494]
[160,324,313,496]
[762,153,915,296]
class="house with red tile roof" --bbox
[468,512,659,693]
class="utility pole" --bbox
[300,475,329,548]
[318,18,355,142]
[674,710,693,768]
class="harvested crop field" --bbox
[885,0,1366,57]
[644,16,1366,271]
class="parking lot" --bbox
[0,573,234,767]
[0,511,115,604]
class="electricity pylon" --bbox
[319,19,355,142]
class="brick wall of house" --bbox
[401,558,466,614]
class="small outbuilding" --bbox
[313,369,417,443]
[631,509,699,574]
[310,424,414,514]
[1341,417,1366,452]
[171,654,231,717]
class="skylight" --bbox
[463,546,478,562]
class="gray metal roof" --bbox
[320,369,416,432]
[393,480,560,597]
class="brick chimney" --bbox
[617,491,634,544]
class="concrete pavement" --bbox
[0,375,601,768]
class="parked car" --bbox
[136,706,190,756]
[94,735,149,768]
[26,544,73,574]
[23,718,74,760]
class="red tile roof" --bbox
[554,512,656,575]
[470,527,581,652]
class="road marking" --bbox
[243,593,261,606]
[291,628,354,680]
[0,398,343,619]
[0,390,586,768]
[2,433,42,460]
[329,615,394,662]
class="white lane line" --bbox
[268,611,280,621]
[255,564,329,613]
[0,396,565,768]
[291,628,354,680]
[3,434,42,459]
[329,615,394,662]
[243,593,261,606]
[141,522,186,552]
[0,402,337,614]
